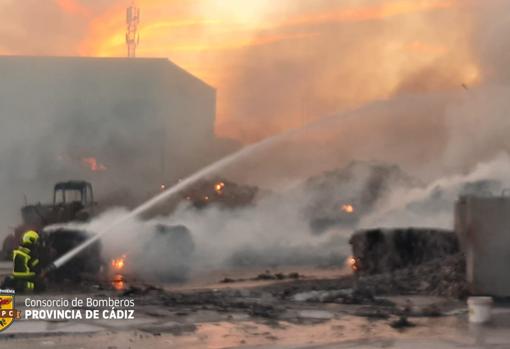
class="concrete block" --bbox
[455,195,510,296]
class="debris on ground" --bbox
[390,316,416,329]
[120,284,164,296]
[291,288,394,307]
[292,290,351,302]
[220,271,301,283]
[352,307,392,319]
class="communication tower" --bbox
[126,4,140,58]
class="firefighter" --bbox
[11,230,41,293]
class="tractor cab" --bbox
[52,181,95,222]
[53,181,94,208]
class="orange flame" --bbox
[111,255,126,271]
[112,273,125,291]
[347,256,358,271]
[341,204,355,213]
[214,181,225,194]
[82,157,107,172]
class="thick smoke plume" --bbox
[4,1,510,277]
[90,152,510,277]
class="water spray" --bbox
[48,108,362,271]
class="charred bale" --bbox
[181,178,259,209]
[43,229,103,282]
[350,228,459,275]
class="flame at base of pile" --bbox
[347,256,358,272]
[112,274,126,291]
[110,255,127,291]
[111,255,127,271]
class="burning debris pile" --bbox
[181,178,259,209]
[349,228,467,298]
[349,228,459,275]
[303,161,418,233]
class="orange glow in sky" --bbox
[1,0,479,142]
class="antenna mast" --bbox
[126,3,140,58]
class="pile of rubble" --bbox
[349,228,467,298]
[350,228,459,275]
[356,253,468,298]
[181,178,259,209]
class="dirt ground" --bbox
[1,264,509,349]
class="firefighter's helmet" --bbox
[22,230,39,245]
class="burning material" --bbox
[182,178,258,209]
[347,256,358,271]
[111,255,127,271]
[341,204,354,213]
[305,161,418,233]
[82,157,107,172]
[111,255,127,291]
[214,181,225,194]
[112,274,126,291]
[349,228,459,275]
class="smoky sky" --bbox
[0,0,482,141]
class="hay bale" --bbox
[349,228,459,275]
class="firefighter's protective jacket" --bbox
[12,246,39,291]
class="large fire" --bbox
[111,255,126,271]
[341,204,355,214]
[82,157,107,172]
[111,255,127,291]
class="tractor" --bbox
[2,181,103,281]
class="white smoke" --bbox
[361,153,510,229]
[92,186,350,275]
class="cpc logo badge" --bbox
[0,289,21,332]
